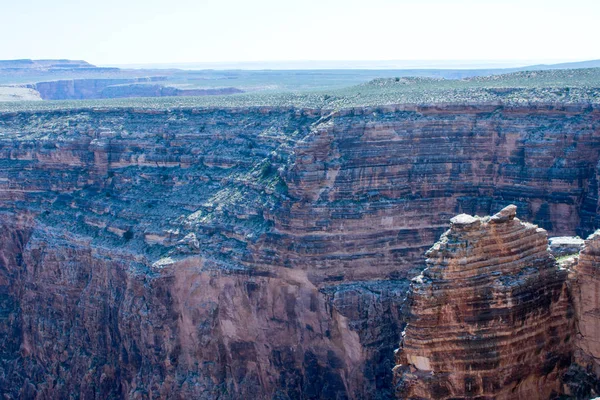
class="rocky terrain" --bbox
[395,205,600,399]
[395,206,573,399]
[574,233,600,374]
[0,94,600,397]
[3,59,600,104]
[565,232,600,397]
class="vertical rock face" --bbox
[261,104,600,285]
[395,206,573,399]
[14,233,365,399]
[0,105,599,398]
[572,231,600,378]
[0,107,405,399]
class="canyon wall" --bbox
[30,77,166,100]
[0,104,599,398]
[564,231,600,397]
[573,232,600,375]
[0,218,374,399]
[259,104,600,284]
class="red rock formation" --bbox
[572,231,600,378]
[5,223,366,398]
[0,104,599,398]
[262,104,600,285]
[394,205,573,399]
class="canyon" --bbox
[0,102,600,398]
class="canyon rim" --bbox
[0,64,600,399]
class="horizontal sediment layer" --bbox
[395,206,574,399]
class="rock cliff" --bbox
[394,206,573,399]
[0,104,599,398]
[566,231,600,397]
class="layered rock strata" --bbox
[572,232,600,379]
[395,206,573,399]
[556,232,600,398]
[0,104,599,398]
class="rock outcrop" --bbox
[395,206,573,399]
[0,104,599,398]
[99,84,244,99]
[572,232,600,379]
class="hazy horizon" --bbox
[98,58,593,71]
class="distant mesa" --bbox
[25,78,245,100]
[0,59,98,70]
[0,59,113,72]
[0,59,245,101]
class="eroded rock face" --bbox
[560,232,600,398]
[572,231,600,379]
[0,104,599,398]
[262,104,600,285]
[395,206,573,399]
[1,219,380,399]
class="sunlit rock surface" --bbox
[395,206,573,399]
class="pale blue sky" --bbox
[1,0,598,65]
